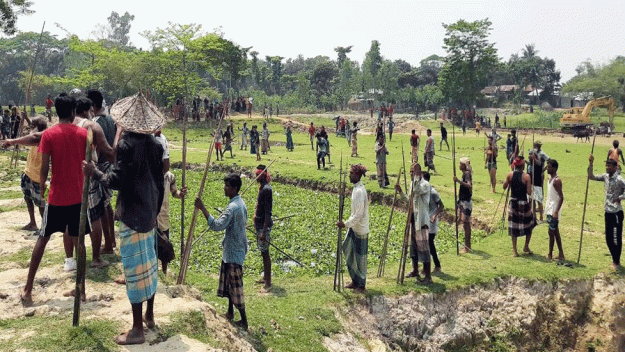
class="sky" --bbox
[11,0,625,83]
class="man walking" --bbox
[337,164,369,293]
[254,165,273,291]
[588,155,625,270]
[439,122,449,151]
[424,129,436,174]
[195,174,249,330]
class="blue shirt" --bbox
[207,195,248,265]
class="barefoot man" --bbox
[254,165,273,291]
[195,174,249,330]
[504,156,535,257]
[83,94,165,345]
[544,159,564,261]
[337,164,369,293]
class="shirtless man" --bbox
[608,140,625,173]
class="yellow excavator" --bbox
[560,96,615,129]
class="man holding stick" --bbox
[396,163,432,283]
[83,94,165,345]
[254,165,273,291]
[195,174,249,330]
[504,156,535,257]
[337,164,369,293]
[588,155,625,270]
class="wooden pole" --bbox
[333,154,345,291]
[401,142,408,191]
[578,132,597,264]
[397,188,414,285]
[377,168,402,277]
[180,108,188,259]
[240,158,277,196]
[177,114,226,285]
[73,128,93,326]
[452,121,459,255]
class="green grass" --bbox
[0,315,120,352]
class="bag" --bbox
[156,228,175,264]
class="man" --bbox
[254,165,273,291]
[489,127,502,145]
[588,155,625,270]
[83,96,165,345]
[375,135,389,188]
[87,89,117,255]
[544,159,564,262]
[240,122,249,150]
[154,130,170,173]
[44,94,53,121]
[21,94,90,305]
[3,117,48,232]
[195,174,249,330]
[608,140,625,172]
[439,122,449,151]
[410,129,419,164]
[157,170,186,273]
[223,127,234,158]
[453,157,473,253]
[337,164,369,293]
[424,129,436,174]
[387,117,394,141]
[485,136,498,193]
[261,122,270,155]
[395,163,432,283]
[504,156,534,257]
[424,172,443,272]
[316,135,329,170]
[529,141,549,222]
[308,122,316,150]
[506,130,519,165]
[250,125,259,156]
[350,121,359,157]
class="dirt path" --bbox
[0,205,255,351]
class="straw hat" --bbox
[110,92,165,134]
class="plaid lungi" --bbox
[119,222,158,304]
[21,173,45,208]
[425,151,434,168]
[508,198,535,238]
[217,261,245,309]
[342,228,368,288]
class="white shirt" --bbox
[344,181,369,237]
[544,175,562,219]
[154,133,170,160]
[409,177,431,229]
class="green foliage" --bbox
[0,0,32,35]
[439,18,498,108]
[564,56,625,107]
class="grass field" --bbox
[2,110,625,351]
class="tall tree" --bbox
[107,11,135,47]
[438,19,498,108]
[334,45,353,67]
[0,0,33,35]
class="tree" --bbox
[334,46,353,67]
[438,19,498,108]
[0,0,33,35]
[107,11,135,47]
[506,44,561,104]
[564,57,625,107]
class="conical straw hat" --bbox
[110,92,165,134]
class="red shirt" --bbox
[308,126,316,136]
[38,123,87,206]
[45,98,53,109]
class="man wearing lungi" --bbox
[350,121,359,157]
[588,155,625,270]
[83,94,165,345]
[410,129,419,164]
[254,165,273,291]
[503,156,535,257]
[195,174,249,330]
[424,129,436,174]
[375,135,389,188]
[396,163,433,284]
[337,164,370,293]
[454,157,473,253]
[240,122,249,150]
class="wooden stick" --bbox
[333,154,345,292]
[401,142,408,191]
[177,114,226,285]
[240,158,277,196]
[377,167,402,277]
[73,128,93,326]
[578,132,597,264]
[397,188,414,285]
[180,107,188,259]
[452,121,459,255]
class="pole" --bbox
[73,128,93,326]
[240,158,277,196]
[180,106,188,259]
[333,154,345,292]
[396,188,414,285]
[452,120,459,255]
[578,132,597,264]
[177,113,226,285]
[377,168,402,277]
[401,142,408,191]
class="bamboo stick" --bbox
[377,167,402,277]
[72,128,93,326]
[452,121,459,255]
[578,132,597,264]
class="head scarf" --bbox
[351,164,367,177]
[512,157,525,169]
[255,165,271,183]
[459,156,473,174]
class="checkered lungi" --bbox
[119,222,158,304]
[21,173,45,207]
[217,261,245,309]
[508,198,535,238]
[424,151,434,168]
